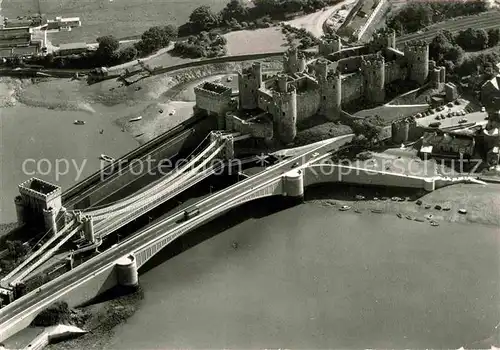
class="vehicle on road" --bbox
[291,162,300,168]
[458,118,468,123]
[458,208,467,214]
[74,120,85,125]
[184,206,200,220]
[481,106,486,112]
[129,116,142,122]
[169,109,176,116]
[429,122,441,127]
[447,102,453,107]
[99,154,115,162]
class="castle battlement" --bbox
[194,82,232,96]
[404,40,428,51]
[361,55,385,68]
[19,177,61,202]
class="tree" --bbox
[118,46,138,62]
[6,240,28,261]
[456,28,489,51]
[189,6,220,32]
[387,3,432,35]
[96,35,119,59]
[220,0,249,22]
[488,28,500,48]
[137,25,177,54]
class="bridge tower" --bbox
[18,177,62,233]
[361,54,385,104]
[404,40,429,85]
[82,215,95,243]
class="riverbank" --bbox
[9,179,492,349]
[62,187,499,349]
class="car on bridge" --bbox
[184,206,200,221]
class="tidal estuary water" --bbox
[103,201,500,349]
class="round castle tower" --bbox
[361,54,385,104]
[283,47,306,74]
[238,62,262,110]
[404,41,429,85]
[319,34,342,56]
[370,28,396,51]
[273,85,297,144]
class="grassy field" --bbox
[2,0,229,44]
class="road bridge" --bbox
[0,134,484,342]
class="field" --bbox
[1,0,230,44]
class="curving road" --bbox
[0,134,354,341]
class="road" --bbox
[285,0,358,38]
[397,10,500,46]
[0,134,353,339]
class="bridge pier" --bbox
[283,169,304,204]
[115,255,139,289]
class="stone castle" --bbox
[194,29,447,144]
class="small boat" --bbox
[414,218,425,222]
[442,207,451,211]
[371,209,383,214]
[135,133,144,137]
[430,221,439,227]
[129,116,143,122]
[99,154,115,162]
[396,213,402,218]
[458,208,467,214]
[354,209,361,213]
[405,215,413,220]
[339,205,351,211]
[74,120,85,125]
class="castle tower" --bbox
[277,73,288,92]
[319,69,342,120]
[272,86,297,144]
[319,34,342,56]
[314,58,329,81]
[238,62,262,110]
[361,54,385,104]
[283,47,306,74]
[370,28,396,51]
[404,41,429,85]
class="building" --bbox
[57,42,89,56]
[445,82,458,102]
[0,26,41,58]
[419,131,476,159]
[195,29,446,143]
[481,75,500,111]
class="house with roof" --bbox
[419,130,476,159]
[481,74,500,111]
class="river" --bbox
[103,200,500,349]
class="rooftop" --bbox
[19,178,60,195]
[197,81,231,94]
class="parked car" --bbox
[481,106,486,112]
[429,122,441,127]
[461,110,466,116]
[458,118,468,123]
[447,102,453,108]
[454,100,460,105]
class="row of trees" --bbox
[387,1,488,35]
[429,28,500,72]
[182,0,338,35]
[172,32,228,58]
[281,24,321,49]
